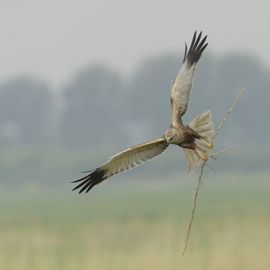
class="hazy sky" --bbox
[0,0,269,87]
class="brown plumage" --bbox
[72,31,213,193]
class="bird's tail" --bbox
[183,111,214,173]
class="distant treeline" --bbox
[0,52,268,151]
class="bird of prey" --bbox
[72,31,214,193]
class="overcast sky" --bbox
[0,0,269,87]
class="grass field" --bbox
[0,172,270,270]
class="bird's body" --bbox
[165,124,200,146]
[72,31,214,193]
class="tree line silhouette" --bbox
[0,52,268,152]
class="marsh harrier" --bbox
[72,31,213,193]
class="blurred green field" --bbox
[0,172,270,270]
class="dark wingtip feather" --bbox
[183,30,208,66]
[72,168,107,193]
[182,43,188,63]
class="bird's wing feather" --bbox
[72,137,169,193]
[170,31,208,126]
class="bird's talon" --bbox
[208,143,214,149]
[202,155,208,161]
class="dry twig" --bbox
[182,88,245,256]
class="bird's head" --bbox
[165,127,182,144]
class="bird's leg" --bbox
[181,142,208,161]
[186,126,213,150]
[199,136,214,149]
[194,149,208,161]
[180,142,196,150]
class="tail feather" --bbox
[184,111,214,173]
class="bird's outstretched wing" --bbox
[170,31,208,127]
[72,137,169,193]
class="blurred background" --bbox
[0,0,269,269]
